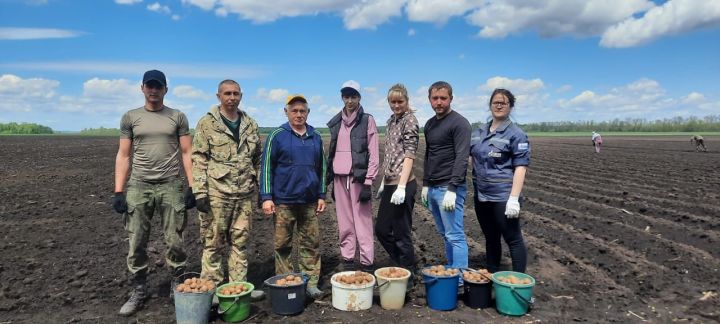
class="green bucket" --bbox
[216,282,254,323]
[491,271,535,316]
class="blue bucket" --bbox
[421,267,460,311]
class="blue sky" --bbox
[1,0,719,131]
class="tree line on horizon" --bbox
[3,115,718,135]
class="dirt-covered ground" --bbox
[0,135,718,323]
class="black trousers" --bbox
[474,199,527,273]
[375,179,417,270]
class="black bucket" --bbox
[464,279,492,309]
[263,273,307,315]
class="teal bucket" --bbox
[491,271,535,316]
[174,289,214,324]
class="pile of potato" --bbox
[495,274,532,285]
[463,269,492,283]
[175,278,216,293]
[377,267,408,279]
[423,265,459,277]
[335,271,374,285]
[275,274,303,286]
[218,283,250,295]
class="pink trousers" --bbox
[334,175,374,266]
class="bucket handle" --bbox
[510,286,535,310]
[375,280,390,289]
[174,271,202,282]
[461,268,493,282]
[420,277,438,285]
[218,296,240,315]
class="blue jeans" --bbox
[428,184,468,270]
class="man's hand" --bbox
[376,180,385,199]
[316,199,326,214]
[358,184,372,202]
[442,190,456,211]
[196,196,210,213]
[505,196,520,218]
[262,200,275,216]
[390,185,406,205]
[184,187,196,209]
[421,186,429,207]
[112,192,128,214]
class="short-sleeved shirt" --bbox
[382,111,419,181]
[120,106,190,183]
[470,120,530,202]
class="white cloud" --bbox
[601,0,720,48]
[556,85,573,93]
[681,92,706,105]
[0,27,85,40]
[0,61,267,79]
[479,76,545,93]
[181,0,215,11]
[466,0,655,39]
[83,78,138,99]
[172,14,181,20]
[148,2,172,14]
[0,75,59,112]
[115,0,142,5]
[343,0,406,30]
[173,85,211,100]
[405,0,475,25]
[256,88,290,103]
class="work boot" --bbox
[306,286,324,299]
[360,263,375,273]
[250,290,265,302]
[119,279,147,316]
[339,259,355,272]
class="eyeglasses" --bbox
[491,101,509,107]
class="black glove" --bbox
[358,184,372,202]
[112,192,128,214]
[184,187,196,210]
[196,196,210,213]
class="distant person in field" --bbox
[326,80,380,272]
[375,84,419,287]
[691,135,707,152]
[421,81,471,275]
[259,94,327,299]
[191,79,265,301]
[592,131,603,153]
[470,88,529,273]
[112,70,197,316]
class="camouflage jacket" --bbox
[192,105,261,199]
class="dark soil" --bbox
[0,135,717,323]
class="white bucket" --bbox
[330,271,375,311]
[374,267,411,310]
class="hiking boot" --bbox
[119,283,147,316]
[306,286,324,299]
[339,259,356,272]
[250,290,265,302]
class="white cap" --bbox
[341,80,360,93]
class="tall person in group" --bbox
[191,79,265,301]
[112,70,197,316]
[421,81,471,278]
[470,88,529,273]
[375,84,420,289]
[327,80,380,272]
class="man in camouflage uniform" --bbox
[191,79,264,300]
[260,94,327,299]
[112,70,197,316]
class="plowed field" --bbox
[0,135,717,323]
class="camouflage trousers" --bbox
[274,203,321,287]
[124,178,188,275]
[201,197,253,283]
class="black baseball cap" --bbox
[142,70,167,87]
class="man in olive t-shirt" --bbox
[112,70,197,316]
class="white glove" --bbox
[421,186,429,207]
[390,185,406,205]
[505,196,520,218]
[442,190,456,211]
[376,179,385,198]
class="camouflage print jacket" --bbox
[192,105,261,199]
